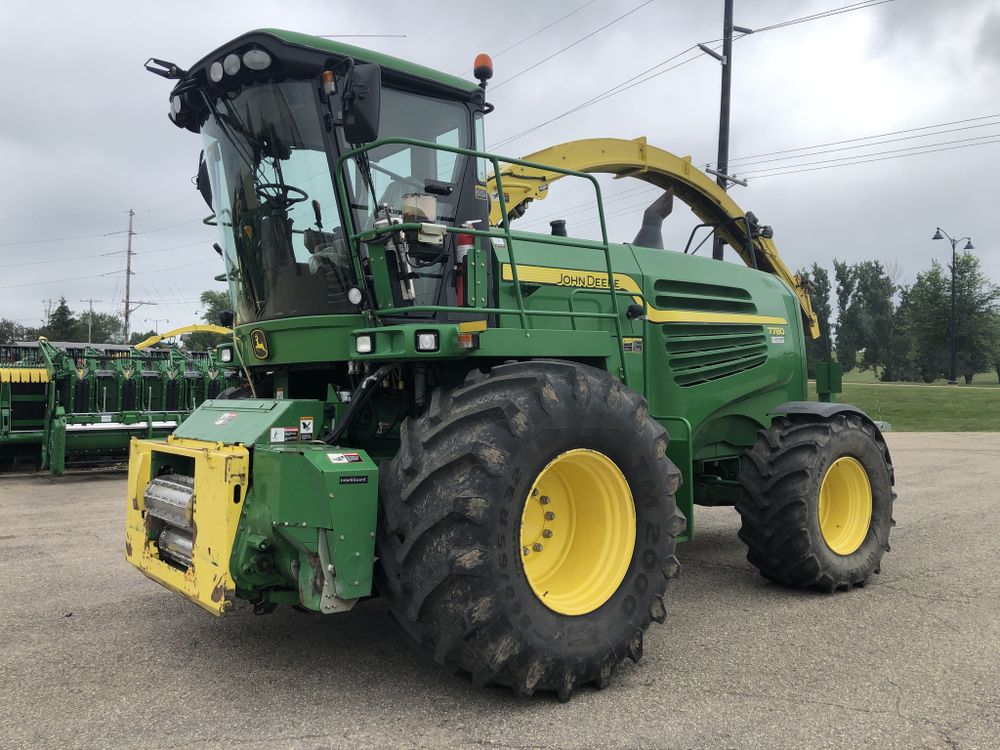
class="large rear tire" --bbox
[736,413,895,591]
[375,361,685,699]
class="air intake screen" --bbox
[663,324,767,386]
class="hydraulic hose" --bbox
[322,365,393,445]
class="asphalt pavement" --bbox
[1,432,998,750]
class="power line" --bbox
[726,125,1000,171]
[0,229,124,248]
[136,239,211,255]
[134,259,216,273]
[459,0,601,74]
[136,217,206,234]
[0,208,128,223]
[518,183,659,228]
[491,44,706,149]
[737,132,1000,176]
[714,114,1000,168]
[0,268,123,290]
[6,249,123,268]
[490,0,657,90]
[751,0,897,33]
[490,0,898,151]
[131,221,203,317]
[743,137,1000,179]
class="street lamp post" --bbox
[932,228,975,385]
[144,317,169,334]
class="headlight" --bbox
[355,334,374,354]
[209,61,224,83]
[416,331,439,352]
[219,348,233,363]
[243,49,272,71]
[223,53,241,76]
[170,96,182,114]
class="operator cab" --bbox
[151,30,490,328]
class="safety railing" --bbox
[334,138,631,381]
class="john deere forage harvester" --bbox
[128,31,895,699]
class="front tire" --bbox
[736,413,895,591]
[375,361,685,699]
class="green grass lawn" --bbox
[810,380,1000,431]
[840,369,1000,387]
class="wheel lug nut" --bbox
[545,511,555,521]
[532,543,543,552]
[522,546,530,556]
[542,529,553,538]
[540,496,550,505]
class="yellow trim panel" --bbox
[458,319,489,333]
[125,436,249,615]
[0,367,50,384]
[501,264,787,327]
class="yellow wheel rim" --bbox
[818,457,872,555]
[519,449,636,616]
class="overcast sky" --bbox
[0,0,996,336]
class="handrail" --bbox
[334,137,630,383]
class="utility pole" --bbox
[79,298,102,343]
[123,209,135,343]
[121,209,156,344]
[699,0,753,260]
[713,0,734,261]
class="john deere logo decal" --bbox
[250,329,269,359]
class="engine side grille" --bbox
[652,278,758,314]
[663,324,767,386]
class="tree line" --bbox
[0,291,230,351]
[800,252,1000,383]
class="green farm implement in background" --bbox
[0,327,234,473]
[127,30,896,699]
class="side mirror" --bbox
[196,151,213,209]
[342,63,381,144]
[218,310,235,328]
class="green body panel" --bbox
[173,398,325,446]
[151,396,376,605]
[259,29,479,96]
[236,314,367,366]
[235,445,378,603]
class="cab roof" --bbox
[259,29,481,95]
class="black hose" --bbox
[322,365,393,445]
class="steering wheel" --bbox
[255,183,308,207]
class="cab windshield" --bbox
[340,88,478,309]
[202,80,357,322]
[342,88,475,230]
